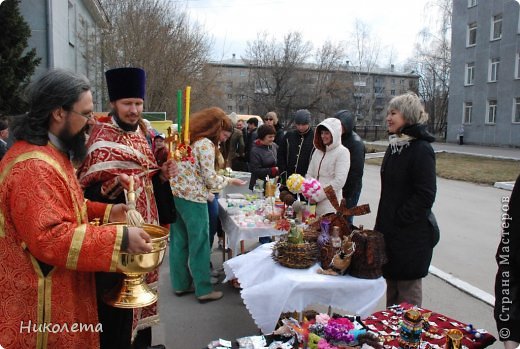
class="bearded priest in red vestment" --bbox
[76,67,177,349]
[0,69,153,349]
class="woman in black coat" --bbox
[375,92,439,307]
[248,124,279,191]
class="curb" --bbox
[494,182,515,191]
[429,265,495,307]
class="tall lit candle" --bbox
[184,86,191,144]
[176,90,182,134]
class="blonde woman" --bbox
[374,92,439,307]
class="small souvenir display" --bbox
[445,329,463,349]
[288,313,381,349]
[317,232,356,276]
[286,174,305,194]
[300,177,323,203]
[398,309,423,349]
[364,303,496,349]
[287,220,304,244]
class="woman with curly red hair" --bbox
[170,107,245,302]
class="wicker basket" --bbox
[303,226,319,242]
[272,241,319,269]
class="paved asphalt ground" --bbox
[150,142,518,348]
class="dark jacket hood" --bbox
[334,110,355,136]
[401,124,435,143]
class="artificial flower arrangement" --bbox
[306,314,358,349]
[274,313,382,349]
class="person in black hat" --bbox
[77,67,175,349]
[277,109,315,203]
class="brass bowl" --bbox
[102,223,169,308]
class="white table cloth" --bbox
[218,198,287,256]
[223,243,386,334]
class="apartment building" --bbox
[448,0,520,146]
[209,55,418,125]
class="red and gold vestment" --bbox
[0,141,123,349]
[77,117,162,336]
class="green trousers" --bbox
[169,197,212,297]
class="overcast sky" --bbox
[184,0,438,67]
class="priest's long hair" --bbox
[11,69,91,145]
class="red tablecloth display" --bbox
[363,303,496,349]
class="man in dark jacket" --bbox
[277,109,315,201]
[244,117,258,166]
[334,110,365,223]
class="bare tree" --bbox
[85,0,219,116]
[243,31,312,123]
[408,0,451,137]
[243,32,352,125]
[345,19,383,125]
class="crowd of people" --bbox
[0,66,517,349]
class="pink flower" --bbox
[315,313,331,325]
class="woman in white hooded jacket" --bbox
[306,118,350,216]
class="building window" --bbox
[68,0,76,47]
[467,22,477,46]
[390,89,396,96]
[465,62,475,85]
[240,71,246,77]
[466,22,477,46]
[227,106,233,112]
[487,100,497,124]
[514,98,520,123]
[227,93,233,100]
[239,106,245,113]
[464,102,473,124]
[516,54,520,79]
[489,58,500,82]
[491,14,502,40]
[468,0,477,7]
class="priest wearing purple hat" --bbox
[77,67,176,349]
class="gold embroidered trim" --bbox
[66,224,87,270]
[103,204,113,224]
[81,203,88,225]
[109,225,124,272]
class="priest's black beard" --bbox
[58,125,88,166]
[113,113,139,132]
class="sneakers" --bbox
[197,291,223,303]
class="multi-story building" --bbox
[209,55,418,126]
[448,0,520,146]
[19,0,108,109]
